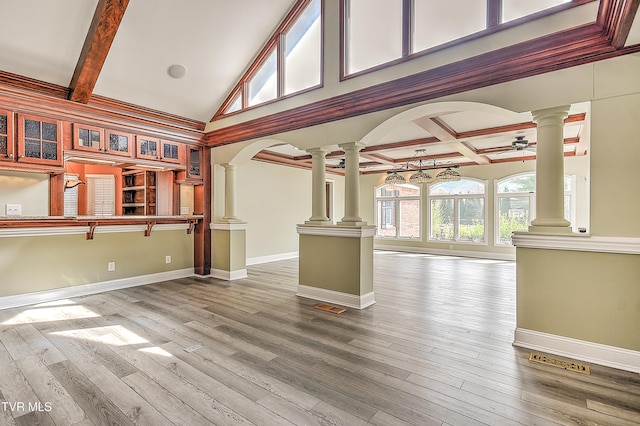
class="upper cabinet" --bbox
[136,135,183,163]
[105,129,134,157]
[17,114,62,166]
[136,135,160,160]
[0,110,14,162]
[187,146,202,180]
[73,124,133,157]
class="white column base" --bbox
[210,268,248,281]
[514,328,640,373]
[297,285,375,310]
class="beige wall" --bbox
[359,155,590,256]
[0,171,49,216]
[0,230,194,297]
[299,234,373,295]
[590,92,640,237]
[515,60,640,354]
[517,247,640,351]
[212,159,345,260]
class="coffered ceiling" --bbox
[254,103,589,174]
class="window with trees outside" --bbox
[375,183,421,239]
[429,178,486,243]
[343,0,580,76]
[496,173,574,245]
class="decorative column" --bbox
[306,147,332,225]
[211,163,247,281]
[222,163,240,222]
[296,141,375,309]
[529,106,572,233]
[338,142,366,226]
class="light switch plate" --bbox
[6,204,21,216]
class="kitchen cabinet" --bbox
[17,114,62,166]
[122,169,156,216]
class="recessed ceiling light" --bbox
[167,64,187,79]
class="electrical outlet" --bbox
[180,207,190,215]
[165,255,172,264]
[5,204,21,216]
[107,261,116,271]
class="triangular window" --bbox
[214,0,323,119]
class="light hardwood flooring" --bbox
[0,251,639,425]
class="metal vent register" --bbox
[530,352,591,374]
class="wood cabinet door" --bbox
[187,146,202,179]
[17,114,62,166]
[0,110,15,162]
[136,135,161,160]
[73,124,104,152]
[105,129,133,157]
[160,140,183,163]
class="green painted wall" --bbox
[0,230,194,297]
[299,233,373,295]
[517,247,640,351]
[590,92,640,237]
[212,228,246,272]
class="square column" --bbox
[296,225,376,309]
[211,222,248,280]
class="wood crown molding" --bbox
[0,78,205,143]
[205,5,640,147]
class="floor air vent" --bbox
[314,304,347,314]
[529,352,591,375]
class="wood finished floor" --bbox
[0,251,639,425]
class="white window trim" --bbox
[494,172,575,246]
[374,183,421,240]
[427,178,488,245]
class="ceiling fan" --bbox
[510,135,535,151]
[489,135,536,157]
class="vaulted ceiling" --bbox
[1,0,639,174]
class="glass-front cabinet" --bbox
[105,129,133,157]
[0,110,14,162]
[187,146,202,179]
[136,135,183,163]
[73,124,132,157]
[17,114,62,166]
[161,140,183,163]
[136,135,160,160]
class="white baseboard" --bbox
[0,268,195,311]
[514,328,640,373]
[210,268,248,281]
[297,285,375,310]
[374,243,515,261]
[246,251,298,266]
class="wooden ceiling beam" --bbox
[69,0,130,104]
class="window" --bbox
[502,0,571,23]
[216,0,323,117]
[248,48,278,107]
[375,183,421,239]
[429,179,486,243]
[345,0,402,75]
[342,0,588,76]
[495,173,574,245]
[412,0,486,53]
